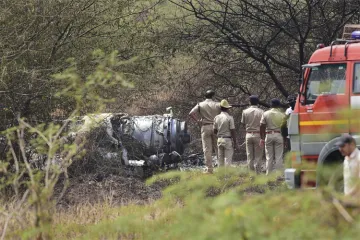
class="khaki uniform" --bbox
[260,108,285,175]
[241,106,264,172]
[190,99,221,171]
[213,112,235,166]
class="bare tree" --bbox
[168,0,360,99]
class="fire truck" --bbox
[285,25,360,190]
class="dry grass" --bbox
[1,196,161,239]
[52,202,180,239]
[0,172,172,239]
[3,168,358,240]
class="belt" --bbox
[202,123,213,126]
[218,136,231,138]
[266,131,281,134]
[247,131,259,134]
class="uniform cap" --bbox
[249,95,259,101]
[335,134,355,147]
[271,98,281,107]
[220,99,232,108]
[205,90,215,98]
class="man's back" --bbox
[188,91,219,173]
[214,112,235,137]
[261,108,285,131]
[196,99,221,124]
[241,106,264,131]
[213,104,236,167]
[242,105,264,172]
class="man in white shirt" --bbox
[281,95,296,151]
[285,95,296,116]
[336,135,360,197]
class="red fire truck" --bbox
[285,25,360,189]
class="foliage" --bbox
[0,50,132,239]
[0,0,161,128]
[2,168,359,239]
[1,1,360,239]
[1,0,358,143]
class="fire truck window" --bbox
[353,63,360,93]
[306,64,346,104]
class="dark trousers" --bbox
[285,138,291,153]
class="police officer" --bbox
[260,98,285,175]
[241,95,264,173]
[189,90,221,173]
[213,99,237,167]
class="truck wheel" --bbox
[316,151,344,192]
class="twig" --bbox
[0,190,29,240]
[332,198,354,223]
[0,215,11,240]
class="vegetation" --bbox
[1,0,360,239]
[2,1,358,124]
[2,168,360,239]
[0,50,133,239]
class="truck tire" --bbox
[316,150,344,192]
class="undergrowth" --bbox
[3,167,359,240]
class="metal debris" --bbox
[178,154,218,172]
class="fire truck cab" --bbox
[285,25,360,189]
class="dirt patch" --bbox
[53,156,268,209]
[55,172,164,208]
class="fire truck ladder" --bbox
[330,24,360,58]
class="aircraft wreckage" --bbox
[66,108,193,172]
[0,108,214,176]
